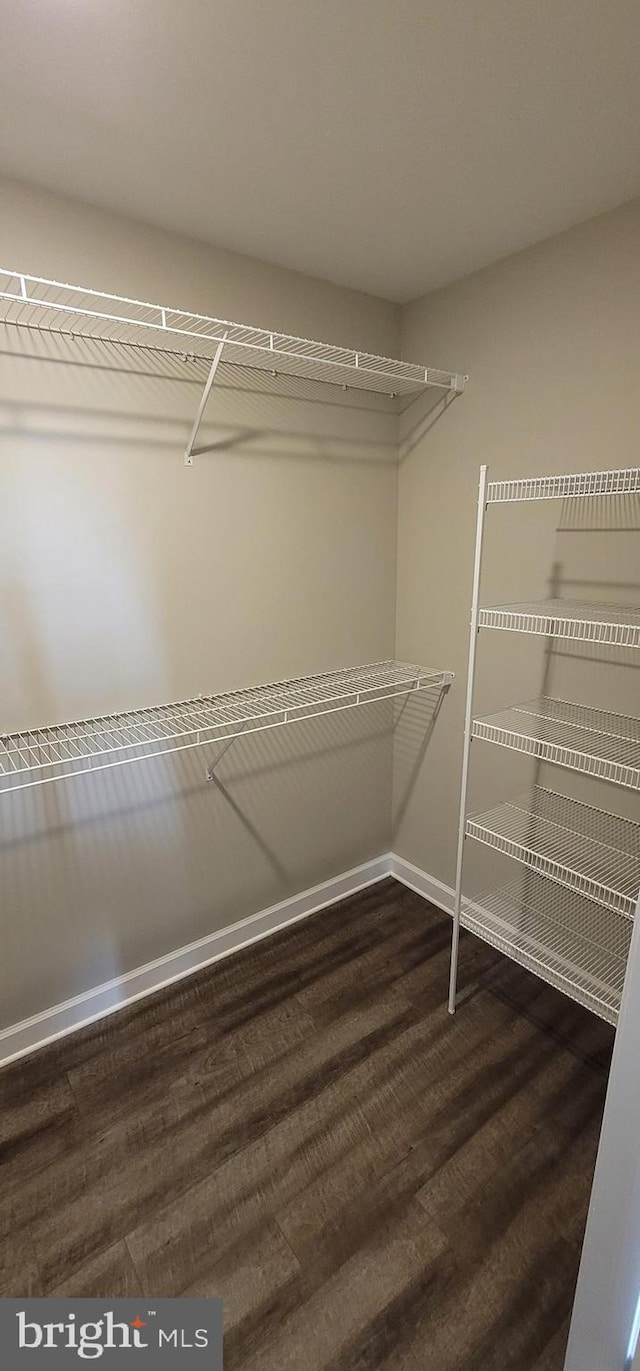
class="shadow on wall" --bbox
[535,553,640,726]
[0,327,455,1030]
[0,338,401,726]
[0,701,412,1029]
[0,395,397,470]
[392,685,452,838]
[538,532,640,723]
[0,323,400,468]
[398,385,461,464]
[0,706,401,858]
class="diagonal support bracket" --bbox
[205,732,239,782]
[184,335,227,466]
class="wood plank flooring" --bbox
[0,878,613,1369]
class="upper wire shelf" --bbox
[472,697,640,791]
[0,660,453,794]
[466,786,640,918]
[478,599,640,649]
[487,467,640,504]
[0,269,466,400]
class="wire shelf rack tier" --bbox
[0,269,465,399]
[461,872,631,1025]
[466,786,640,918]
[472,697,640,791]
[478,599,640,649]
[0,661,453,794]
[487,467,640,503]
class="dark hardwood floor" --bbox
[0,878,613,1369]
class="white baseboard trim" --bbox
[0,851,452,1070]
[388,853,455,916]
[0,854,392,1069]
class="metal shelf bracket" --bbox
[205,725,246,781]
[184,336,227,466]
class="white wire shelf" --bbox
[0,660,453,795]
[478,599,640,649]
[461,871,631,1025]
[487,467,640,503]
[472,697,640,791]
[466,786,640,918]
[0,269,466,400]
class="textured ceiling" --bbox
[1,0,639,301]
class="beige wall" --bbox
[394,198,640,891]
[0,175,403,1028]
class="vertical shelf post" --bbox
[448,463,489,1013]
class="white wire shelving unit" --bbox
[0,661,453,795]
[449,464,640,1026]
[0,269,466,464]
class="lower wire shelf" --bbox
[461,871,632,1025]
[0,659,453,794]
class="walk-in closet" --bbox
[1,5,639,1369]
